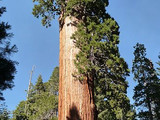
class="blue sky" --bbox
[1,0,160,112]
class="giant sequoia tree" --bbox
[33,0,133,119]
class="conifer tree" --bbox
[32,0,133,119]
[13,68,59,120]
[47,67,59,117]
[0,3,17,100]
[132,43,160,119]
[0,103,10,120]
[48,67,59,95]
[13,101,28,120]
[35,75,45,94]
[25,82,36,118]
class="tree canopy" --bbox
[32,0,109,27]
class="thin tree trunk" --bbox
[146,95,153,120]
[58,16,96,120]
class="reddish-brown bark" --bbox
[58,16,96,120]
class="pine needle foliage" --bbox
[35,75,45,94]
[48,67,59,95]
[0,4,18,100]
[13,101,28,120]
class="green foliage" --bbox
[95,76,136,120]
[132,43,160,119]
[32,0,109,27]
[32,0,64,27]
[71,4,134,120]
[28,92,58,120]
[27,82,35,101]
[13,67,59,120]
[47,67,59,95]
[0,4,18,100]
[35,75,45,94]
[0,103,10,120]
[12,101,28,120]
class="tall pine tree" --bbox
[132,43,160,119]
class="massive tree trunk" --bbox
[58,16,96,120]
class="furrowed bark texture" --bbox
[58,17,96,120]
